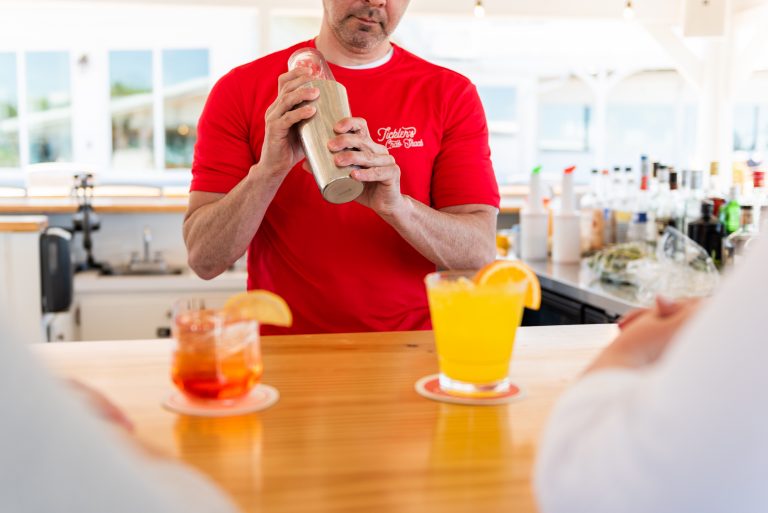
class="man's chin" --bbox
[343,31,386,50]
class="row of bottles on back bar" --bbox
[577,156,765,270]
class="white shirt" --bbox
[535,231,768,513]
[0,319,237,513]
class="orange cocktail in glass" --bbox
[424,261,541,398]
[172,300,262,401]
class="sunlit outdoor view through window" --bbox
[163,49,209,169]
[27,51,72,164]
[110,50,154,170]
[0,53,19,167]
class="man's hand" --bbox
[328,116,406,218]
[585,297,702,375]
[259,67,320,179]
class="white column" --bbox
[259,8,272,56]
[591,76,608,169]
[517,77,539,174]
[696,37,734,174]
[70,49,110,172]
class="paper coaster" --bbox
[415,374,525,406]
[162,384,279,417]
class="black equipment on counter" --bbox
[71,173,107,272]
[40,227,73,313]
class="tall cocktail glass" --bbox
[425,271,526,397]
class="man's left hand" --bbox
[326,116,406,217]
[584,297,702,375]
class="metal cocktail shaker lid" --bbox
[287,48,364,205]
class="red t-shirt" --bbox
[191,40,500,335]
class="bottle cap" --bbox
[754,170,765,188]
[700,200,714,218]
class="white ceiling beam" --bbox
[642,23,704,89]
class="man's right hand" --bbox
[258,67,319,179]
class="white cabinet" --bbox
[0,216,47,343]
[73,271,246,341]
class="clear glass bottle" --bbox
[655,168,680,235]
[580,169,604,251]
[724,205,758,268]
[683,170,705,233]
[707,161,722,200]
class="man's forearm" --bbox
[382,196,497,270]
[183,164,284,279]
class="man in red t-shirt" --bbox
[184,0,500,335]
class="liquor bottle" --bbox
[602,169,615,245]
[722,186,741,235]
[723,205,759,268]
[750,170,766,229]
[613,167,635,243]
[650,161,661,196]
[707,161,722,200]
[655,168,680,234]
[580,169,604,252]
[688,200,724,269]
[640,155,650,183]
[683,170,705,233]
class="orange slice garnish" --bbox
[223,290,293,327]
[473,260,541,310]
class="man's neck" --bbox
[315,26,392,67]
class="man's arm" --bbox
[387,200,497,271]
[184,67,319,280]
[184,167,284,280]
[325,117,497,270]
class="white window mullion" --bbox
[17,50,30,170]
[152,47,164,172]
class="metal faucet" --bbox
[142,226,152,262]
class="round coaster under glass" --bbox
[162,384,279,417]
[415,374,525,406]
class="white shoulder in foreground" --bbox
[535,233,768,513]
[0,318,238,513]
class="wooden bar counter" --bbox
[34,325,617,513]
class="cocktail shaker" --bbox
[288,48,364,204]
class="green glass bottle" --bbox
[722,185,741,235]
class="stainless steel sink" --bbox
[98,226,184,276]
[100,264,184,276]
